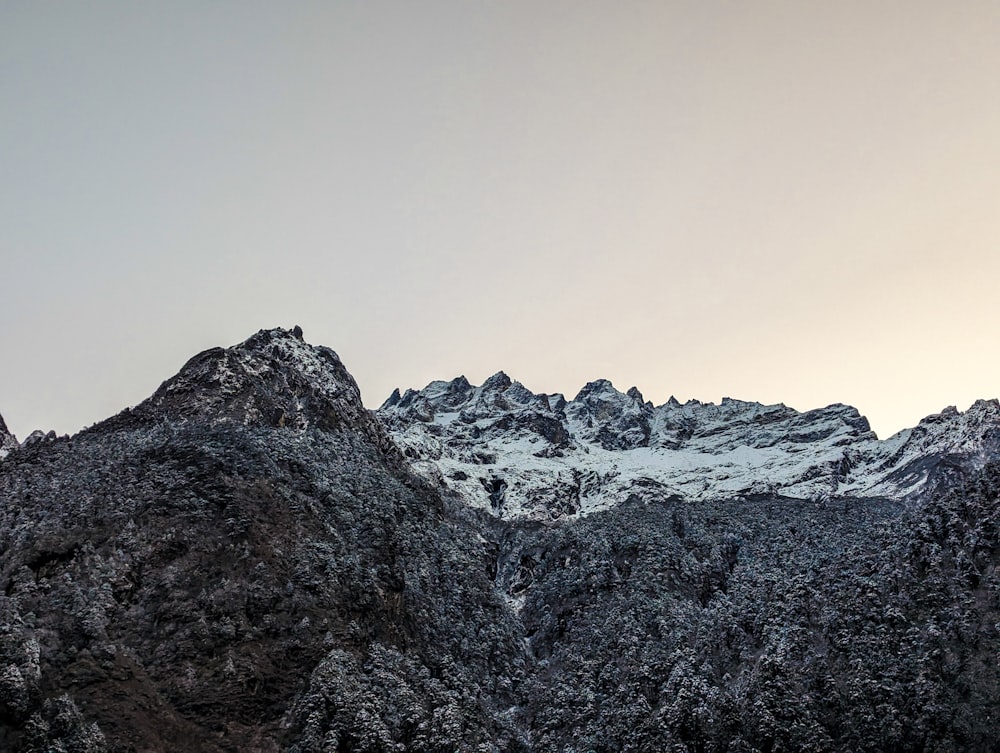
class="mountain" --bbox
[1,328,999,752]
[0,329,526,752]
[379,373,1000,519]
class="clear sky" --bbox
[3,2,1000,441]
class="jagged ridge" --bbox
[379,373,1000,519]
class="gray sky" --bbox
[3,1,1000,441]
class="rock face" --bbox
[1,329,999,753]
[0,413,16,459]
[379,375,1000,519]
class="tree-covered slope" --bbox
[501,476,999,752]
[0,330,526,752]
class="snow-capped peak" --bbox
[378,375,1000,520]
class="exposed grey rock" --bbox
[0,413,16,459]
[20,430,57,449]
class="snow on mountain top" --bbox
[141,326,362,426]
[379,375,1000,520]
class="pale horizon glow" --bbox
[2,2,1000,442]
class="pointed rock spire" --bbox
[481,371,513,392]
[381,388,403,410]
[0,411,17,459]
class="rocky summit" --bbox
[1,327,999,752]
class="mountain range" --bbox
[379,370,1000,518]
[1,327,997,752]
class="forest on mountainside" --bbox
[6,439,994,751]
[502,468,999,752]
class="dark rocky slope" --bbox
[0,329,526,752]
[1,328,998,752]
